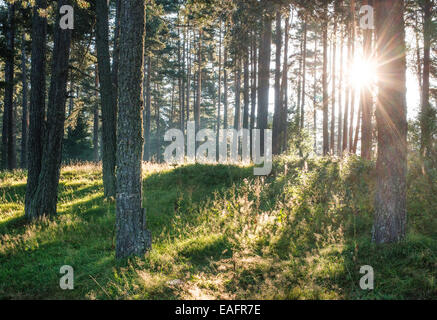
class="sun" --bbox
[350,57,377,89]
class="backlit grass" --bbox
[0,157,436,299]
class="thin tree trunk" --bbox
[224,48,228,129]
[116,0,151,259]
[243,48,250,130]
[337,26,344,155]
[250,32,257,154]
[257,14,272,155]
[361,0,373,160]
[195,30,202,134]
[281,14,290,152]
[93,69,99,162]
[21,33,29,169]
[330,16,337,154]
[420,0,432,165]
[2,3,16,170]
[234,57,241,130]
[96,0,117,197]
[348,0,356,153]
[301,20,307,130]
[373,0,408,243]
[313,36,318,153]
[216,24,222,159]
[273,11,282,155]
[343,25,351,153]
[144,57,152,162]
[322,0,329,155]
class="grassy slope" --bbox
[0,157,436,299]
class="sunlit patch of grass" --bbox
[0,156,436,299]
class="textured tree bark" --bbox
[322,0,329,156]
[96,0,117,198]
[273,11,282,155]
[361,1,373,160]
[2,3,16,170]
[373,0,407,244]
[25,0,47,220]
[116,0,151,259]
[21,33,29,169]
[27,0,72,218]
[257,14,272,155]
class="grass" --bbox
[0,156,436,299]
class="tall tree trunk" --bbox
[373,0,407,243]
[2,3,16,170]
[234,57,241,130]
[322,0,329,156]
[296,32,303,127]
[144,57,151,162]
[26,0,73,218]
[21,33,29,169]
[352,99,361,153]
[313,37,318,153]
[300,20,307,130]
[250,32,257,154]
[25,0,47,219]
[273,11,282,155]
[420,0,432,168]
[216,24,222,159]
[361,0,373,160]
[348,0,356,153]
[337,26,344,155]
[343,25,351,153]
[223,48,228,129]
[330,16,337,153]
[281,14,290,152]
[116,0,151,259]
[93,67,99,162]
[257,14,272,155]
[186,28,191,123]
[195,30,202,134]
[178,23,185,132]
[155,83,160,162]
[243,48,250,130]
[96,0,117,197]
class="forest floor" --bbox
[0,156,436,299]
